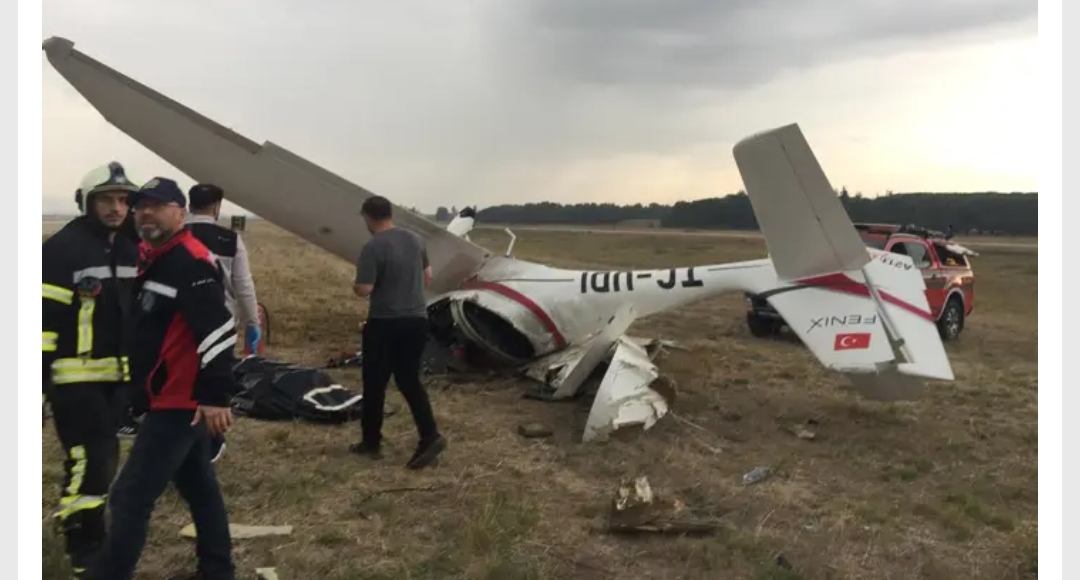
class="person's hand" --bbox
[192,405,234,436]
[244,325,262,353]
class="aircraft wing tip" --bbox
[42,36,73,55]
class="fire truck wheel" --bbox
[937,297,965,341]
[747,312,782,338]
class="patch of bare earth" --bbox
[43,221,1038,580]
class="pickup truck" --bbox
[745,223,978,341]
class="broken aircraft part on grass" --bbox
[44,37,959,441]
[607,475,722,535]
[255,569,281,580]
[180,523,293,540]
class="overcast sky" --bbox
[41,0,1037,216]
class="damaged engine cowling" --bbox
[427,287,561,369]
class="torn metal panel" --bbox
[524,303,638,400]
[583,337,669,442]
[522,342,590,387]
[625,336,681,360]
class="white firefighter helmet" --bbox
[74,162,140,213]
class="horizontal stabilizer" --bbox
[763,253,954,395]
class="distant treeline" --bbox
[466,190,1037,236]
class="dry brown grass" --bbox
[42,221,1038,580]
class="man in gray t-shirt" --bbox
[354,227,430,319]
[350,195,445,469]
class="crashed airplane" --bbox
[42,37,956,442]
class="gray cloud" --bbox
[42,0,1036,210]
[515,0,1036,89]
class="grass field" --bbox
[42,220,1038,580]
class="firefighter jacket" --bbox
[42,216,139,391]
[131,228,240,411]
[120,210,141,245]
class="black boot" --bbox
[349,440,383,460]
[116,411,141,438]
[68,544,100,579]
[406,434,446,469]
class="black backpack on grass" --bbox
[229,356,364,424]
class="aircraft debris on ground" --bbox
[255,568,280,580]
[606,475,724,536]
[179,523,293,540]
[44,36,957,442]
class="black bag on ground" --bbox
[230,356,364,423]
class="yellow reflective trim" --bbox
[50,357,130,384]
[54,495,106,520]
[42,331,58,352]
[42,283,73,305]
[65,445,86,497]
[76,298,95,356]
[54,445,107,521]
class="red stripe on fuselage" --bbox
[463,280,568,349]
[794,273,934,321]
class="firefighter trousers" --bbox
[48,381,127,569]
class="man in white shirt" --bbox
[184,184,262,352]
[183,184,261,464]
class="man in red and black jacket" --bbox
[87,177,238,580]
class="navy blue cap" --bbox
[132,177,186,208]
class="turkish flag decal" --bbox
[834,332,871,350]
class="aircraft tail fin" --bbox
[734,124,953,398]
[733,123,869,281]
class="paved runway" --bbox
[475,225,1037,250]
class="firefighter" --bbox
[42,162,141,577]
[87,177,238,580]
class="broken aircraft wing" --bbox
[519,303,670,442]
[42,36,489,296]
[523,303,638,400]
[583,337,669,443]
